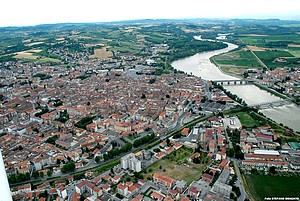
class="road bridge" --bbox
[213,79,254,85]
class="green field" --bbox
[240,34,300,47]
[253,50,298,68]
[287,47,300,57]
[246,175,300,201]
[212,49,263,76]
[215,50,262,67]
[37,57,61,63]
[143,147,209,184]
[234,112,259,128]
[215,51,260,68]
[254,50,294,60]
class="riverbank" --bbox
[171,41,239,80]
[172,39,300,132]
[253,83,288,100]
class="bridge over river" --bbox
[250,99,293,109]
[213,79,254,85]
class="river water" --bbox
[171,40,300,131]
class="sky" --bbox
[1,0,300,27]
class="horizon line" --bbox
[1,16,300,29]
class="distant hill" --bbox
[1,18,300,31]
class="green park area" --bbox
[142,146,210,184]
[233,112,260,128]
[245,175,300,201]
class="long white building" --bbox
[0,150,13,201]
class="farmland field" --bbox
[212,49,262,76]
[254,50,294,60]
[13,50,41,60]
[253,50,298,68]
[37,57,61,63]
[239,34,300,47]
[214,50,262,67]
[245,175,300,201]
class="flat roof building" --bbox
[254,150,280,156]
[289,142,300,150]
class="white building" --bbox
[130,158,142,172]
[121,153,134,169]
[254,150,280,156]
[121,153,141,172]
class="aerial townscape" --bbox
[0,13,300,201]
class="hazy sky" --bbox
[1,0,300,27]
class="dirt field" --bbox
[247,45,266,51]
[13,49,41,60]
[27,49,42,53]
[56,37,65,41]
[25,41,44,46]
[242,34,269,36]
[89,47,113,59]
[288,44,300,48]
[143,158,204,184]
[86,43,106,47]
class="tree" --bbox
[39,190,48,198]
[39,171,44,178]
[47,170,53,177]
[61,162,75,173]
[8,174,16,183]
[25,172,30,180]
[95,156,101,163]
[269,166,277,175]
[227,148,235,157]
[166,138,171,146]
[251,168,258,175]
[32,170,39,179]
[141,93,146,99]
[230,192,235,199]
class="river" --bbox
[172,41,239,81]
[171,39,300,132]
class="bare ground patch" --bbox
[13,50,41,60]
[89,47,113,59]
[288,44,300,48]
[25,41,44,47]
[86,43,106,47]
[56,37,65,41]
[247,45,266,51]
[220,65,246,76]
[242,34,269,36]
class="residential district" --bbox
[1,35,300,201]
